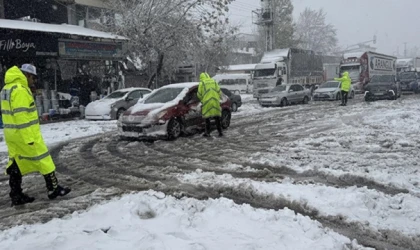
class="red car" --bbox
[118,82,232,140]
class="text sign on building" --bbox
[58,39,124,60]
[368,56,396,74]
[0,30,58,57]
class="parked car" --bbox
[85,87,152,120]
[259,84,311,107]
[313,81,355,101]
[398,71,419,93]
[364,75,401,101]
[118,82,232,140]
[221,88,242,112]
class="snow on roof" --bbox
[343,52,365,59]
[397,58,413,65]
[260,49,290,63]
[213,73,250,81]
[232,48,256,55]
[220,64,257,71]
[0,19,127,40]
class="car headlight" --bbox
[154,110,167,120]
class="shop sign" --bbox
[0,31,58,57]
[58,39,125,59]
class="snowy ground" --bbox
[0,94,419,249]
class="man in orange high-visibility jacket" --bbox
[1,64,71,206]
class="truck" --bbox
[252,48,323,98]
[396,57,420,73]
[323,63,340,81]
[339,51,397,93]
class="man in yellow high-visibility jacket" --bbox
[1,64,71,206]
[197,72,223,137]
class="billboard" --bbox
[58,39,125,60]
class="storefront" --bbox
[0,19,127,117]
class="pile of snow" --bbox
[0,191,367,250]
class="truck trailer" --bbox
[252,48,323,98]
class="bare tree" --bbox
[295,8,338,54]
[106,0,236,88]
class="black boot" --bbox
[48,186,71,200]
[10,193,35,206]
[7,161,35,206]
[44,172,71,200]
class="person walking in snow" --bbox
[0,64,71,206]
[197,72,223,137]
[334,71,351,106]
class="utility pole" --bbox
[252,0,274,51]
[404,42,407,58]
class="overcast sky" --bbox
[228,0,420,57]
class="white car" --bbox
[85,87,152,120]
[313,81,355,101]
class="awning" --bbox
[0,19,127,40]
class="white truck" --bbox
[339,51,397,93]
[396,58,420,73]
[252,48,324,98]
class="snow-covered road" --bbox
[0,94,419,249]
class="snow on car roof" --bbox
[0,19,127,40]
[160,82,199,89]
[129,84,194,115]
[114,87,151,92]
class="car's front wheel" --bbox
[221,110,231,129]
[167,118,182,140]
[302,96,309,104]
[231,102,238,112]
[280,98,288,107]
[336,93,341,100]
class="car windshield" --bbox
[105,90,129,99]
[270,85,287,92]
[144,87,184,104]
[371,75,395,83]
[254,69,276,77]
[320,82,339,88]
[399,72,416,80]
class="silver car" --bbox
[313,81,355,101]
[259,84,311,107]
[85,87,152,120]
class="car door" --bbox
[182,88,202,129]
[125,90,143,109]
[295,84,305,101]
[288,85,299,102]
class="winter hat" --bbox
[20,64,37,76]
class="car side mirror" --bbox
[126,97,134,101]
[289,89,294,92]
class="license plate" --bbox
[373,93,384,96]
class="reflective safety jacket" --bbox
[197,73,222,118]
[335,71,351,92]
[1,66,55,175]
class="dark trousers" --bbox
[205,117,222,135]
[341,90,348,104]
[7,160,58,198]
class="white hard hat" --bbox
[20,64,37,76]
